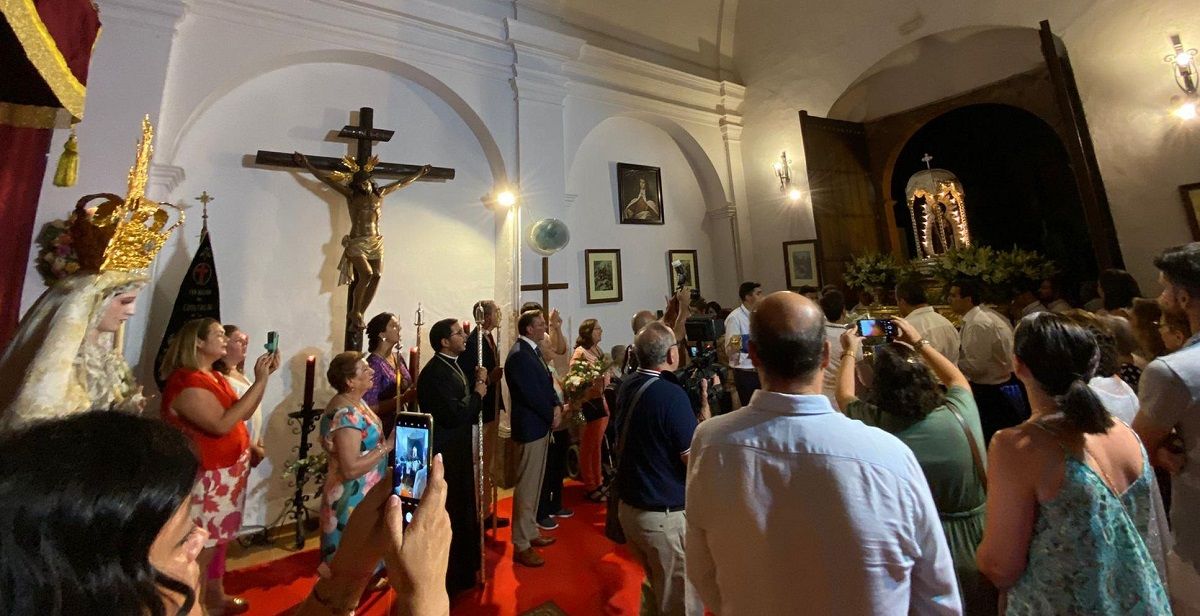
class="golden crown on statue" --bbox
[74,116,184,273]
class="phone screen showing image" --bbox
[265,331,279,353]
[393,412,433,526]
[855,318,895,341]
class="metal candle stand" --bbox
[285,401,323,550]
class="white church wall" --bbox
[732,0,1199,294]
[560,116,718,350]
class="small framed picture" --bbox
[585,249,623,304]
[783,240,820,290]
[667,249,699,295]
[1181,182,1200,241]
[617,163,665,225]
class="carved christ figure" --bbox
[292,151,431,329]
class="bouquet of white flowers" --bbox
[561,356,611,426]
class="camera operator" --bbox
[613,321,708,616]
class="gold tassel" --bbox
[53,127,79,187]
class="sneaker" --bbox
[551,507,574,518]
[536,516,559,530]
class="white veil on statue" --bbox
[0,116,179,432]
[0,271,147,431]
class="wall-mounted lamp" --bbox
[772,151,792,190]
[495,189,517,208]
[787,188,803,202]
[1166,34,1198,120]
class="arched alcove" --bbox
[891,104,1096,287]
[160,49,510,190]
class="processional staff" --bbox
[472,302,487,588]
[410,303,424,411]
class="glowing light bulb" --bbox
[787,188,803,202]
[1175,100,1198,121]
[1177,50,1194,68]
[496,190,517,207]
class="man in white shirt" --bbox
[949,279,1029,444]
[1010,283,1047,320]
[818,289,854,410]
[896,279,960,363]
[1135,243,1200,615]
[724,281,763,407]
[688,292,961,616]
[1038,277,1072,313]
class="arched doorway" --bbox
[890,103,1097,287]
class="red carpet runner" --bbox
[225,482,645,615]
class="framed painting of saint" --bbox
[617,163,665,225]
[585,249,623,304]
[667,249,699,294]
[783,240,820,290]
[1181,182,1200,241]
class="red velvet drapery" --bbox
[0,0,101,348]
[0,125,52,346]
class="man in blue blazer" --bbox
[505,308,562,567]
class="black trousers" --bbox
[733,369,761,407]
[972,376,1031,445]
[537,428,570,519]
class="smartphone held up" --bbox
[393,412,434,527]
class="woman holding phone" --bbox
[836,317,996,615]
[320,351,394,564]
[160,318,279,614]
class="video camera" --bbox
[679,316,732,416]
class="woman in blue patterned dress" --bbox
[319,351,393,562]
[977,313,1170,614]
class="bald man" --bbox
[686,292,960,615]
[621,310,658,374]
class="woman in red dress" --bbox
[160,317,278,615]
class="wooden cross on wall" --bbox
[252,107,456,351]
[520,256,568,313]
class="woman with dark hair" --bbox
[1098,268,1142,315]
[0,412,205,616]
[976,313,1170,614]
[160,318,278,614]
[837,317,995,615]
[571,318,610,501]
[364,312,416,425]
[320,351,393,563]
[0,412,456,616]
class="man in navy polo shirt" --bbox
[615,321,710,616]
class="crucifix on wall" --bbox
[520,256,568,314]
[253,107,456,351]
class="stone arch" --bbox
[566,112,731,213]
[159,49,509,189]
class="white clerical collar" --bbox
[437,351,460,361]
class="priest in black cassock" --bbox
[418,317,488,595]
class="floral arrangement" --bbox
[34,215,81,286]
[843,253,901,291]
[561,356,611,426]
[928,246,1056,302]
[283,451,328,481]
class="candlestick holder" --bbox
[284,400,324,550]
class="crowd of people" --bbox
[3,239,1200,616]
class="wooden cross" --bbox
[251,107,456,351]
[520,256,569,313]
[253,107,456,182]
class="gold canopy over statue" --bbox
[905,155,971,260]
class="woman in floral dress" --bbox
[160,317,279,614]
[320,351,394,562]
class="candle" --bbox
[303,355,316,409]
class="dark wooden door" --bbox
[798,111,888,289]
[1039,20,1123,269]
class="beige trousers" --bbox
[511,434,549,551]
[618,502,704,616]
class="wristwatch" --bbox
[913,339,932,350]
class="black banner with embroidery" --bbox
[153,230,221,388]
